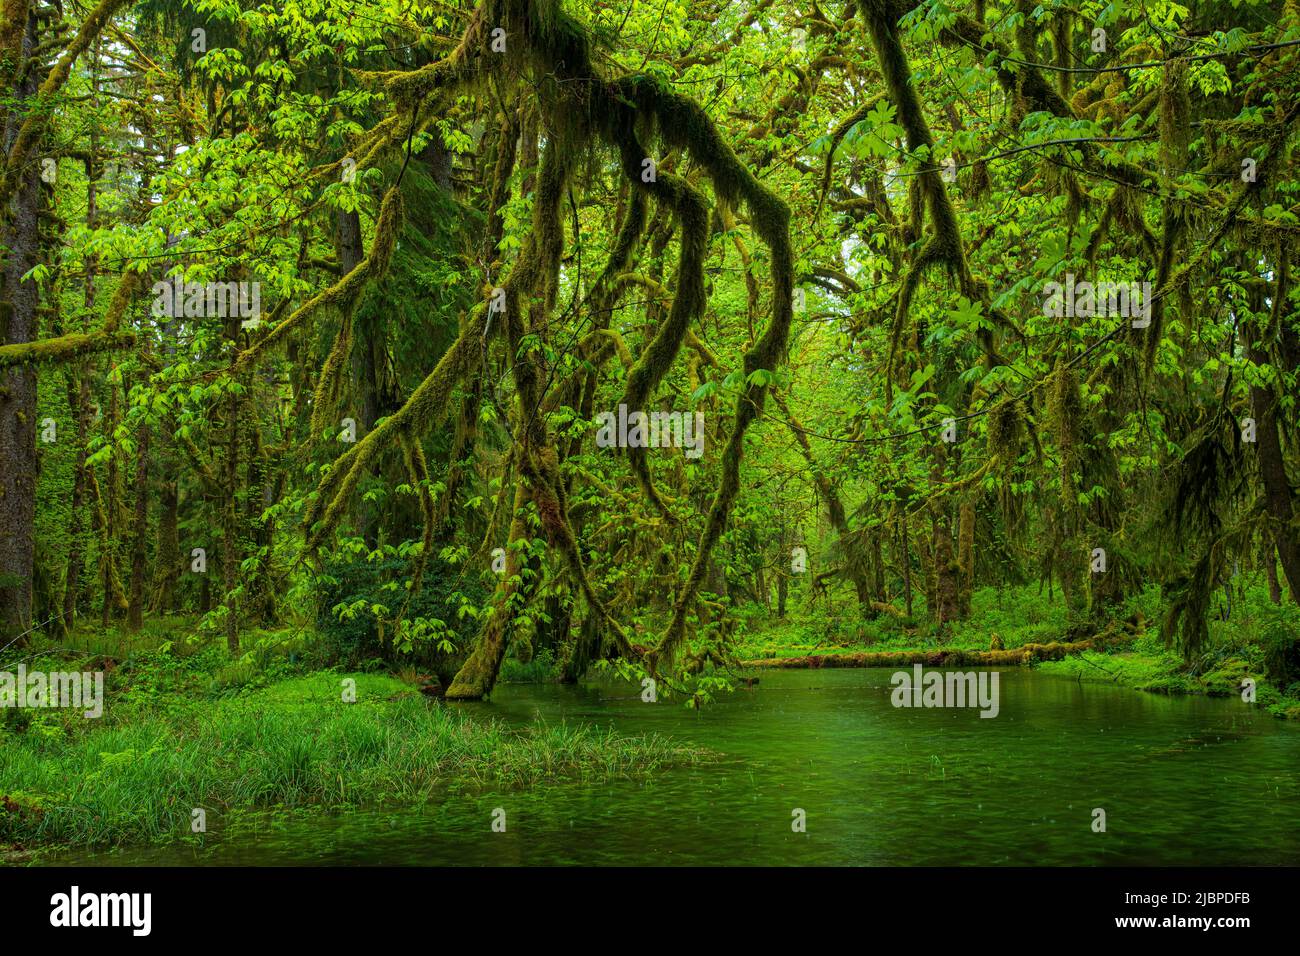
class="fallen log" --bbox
[739,639,1097,669]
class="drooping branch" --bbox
[302,0,795,680]
[229,187,403,380]
[608,77,795,670]
[615,165,709,517]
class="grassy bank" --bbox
[730,584,1300,719]
[1035,641,1300,719]
[0,637,708,853]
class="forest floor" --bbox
[3,582,1296,856]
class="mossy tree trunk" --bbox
[100,374,125,627]
[444,482,529,699]
[898,516,914,619]
[339,207,381,551]
[125,368,151,631]
[1245,311,1300,603]
[221,372,241,654]
[151,473,178,613]
[63,367,91,628]
[63,118,101,632]
[931,508,962,626]
[1265,544,1282,605]
[958,500,975,618]
[776,392,874,611]
[0,6,39,645]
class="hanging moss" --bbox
[300,0,798,678]
[1048,358,1084,518]
[233,187,402,377]
[583,78,795,668]
[618,173,709,516]
[986,399,1023,467]
[860,1,1020,395]
[309,306,355,438]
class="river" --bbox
[54,668,1300,865]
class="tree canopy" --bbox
[1,0,1297,702]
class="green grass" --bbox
[0,669,709,851]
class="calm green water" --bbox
[59,669,1300,866]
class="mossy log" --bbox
[740,639,1098,669]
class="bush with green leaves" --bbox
[312,544,487,683]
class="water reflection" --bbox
[56,669,1300,866]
